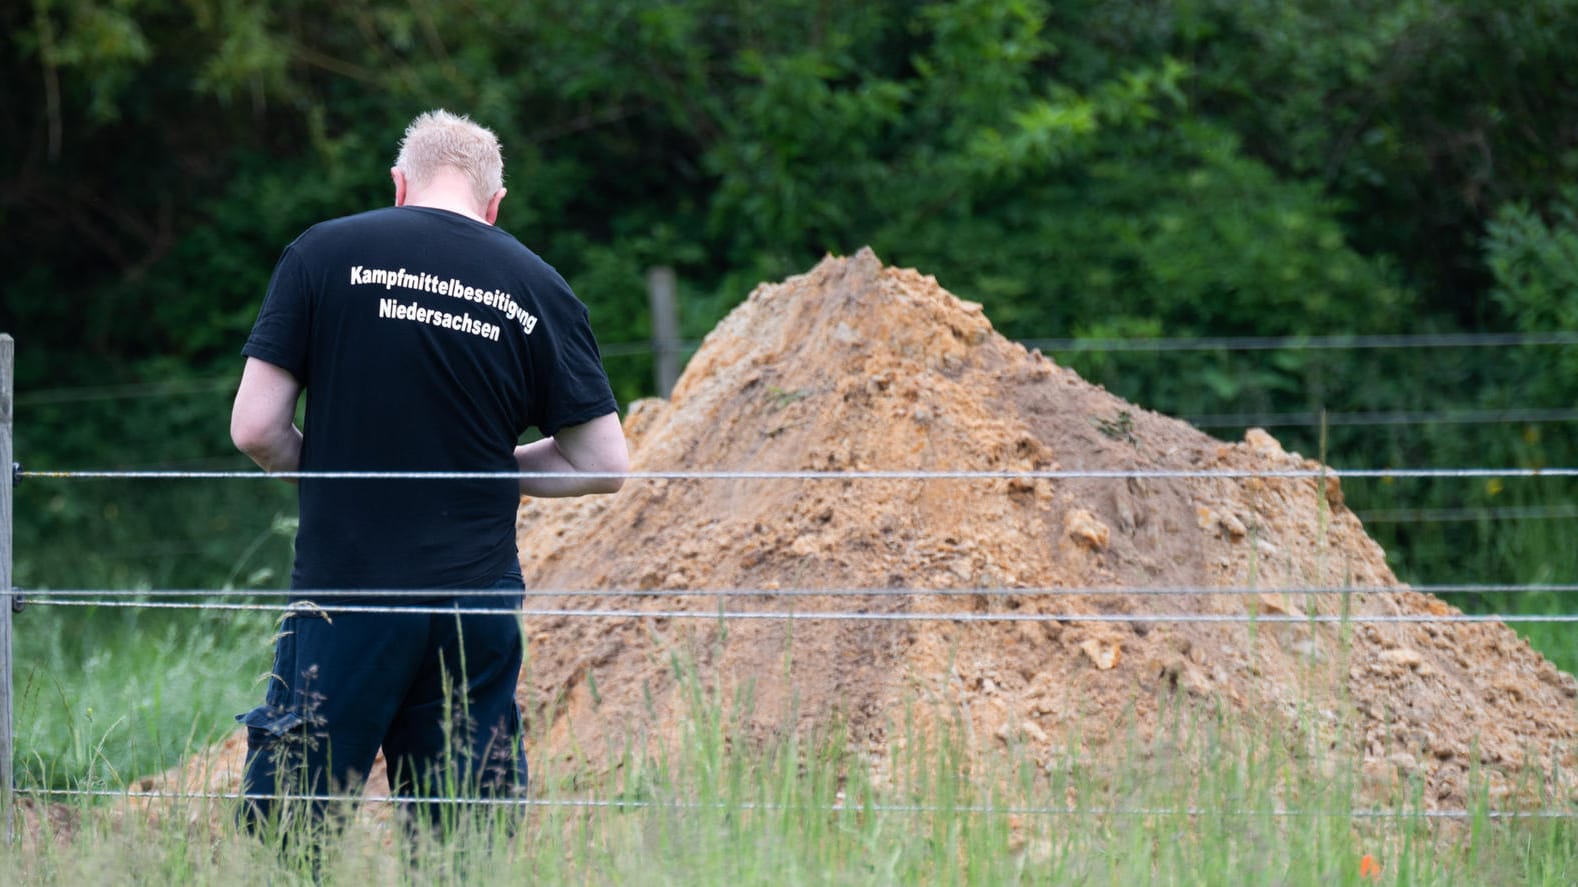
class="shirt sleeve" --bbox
[242,245,312,383]
[536,297,619,437]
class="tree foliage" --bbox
[2,0,1575,598]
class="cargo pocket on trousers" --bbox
[239,704,306,737]
[239,704,307,756]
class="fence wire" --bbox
[16,466,1578,481]
[19,583,1578,599]
[1357,505,1578,523]
[16,786,1577,822]
[1020,330,1578,353]
[1186,406,1578,429]
[20,597,1578,623]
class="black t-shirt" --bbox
[243,206,618,593]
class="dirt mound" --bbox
[157,249,1575,812]
[516,248,1578,809]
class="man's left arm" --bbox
[513,411,629,497]
[231,357,304,481]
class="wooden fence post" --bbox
[646,266,680,398]
[1,333,14,845]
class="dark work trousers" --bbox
[238,571,529,837]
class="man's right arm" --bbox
[513,412,629,497]
[231,357,304,482]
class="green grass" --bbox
[4,655,1577,886]
[12,605,274,791]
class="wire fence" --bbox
[6,340,1578,858]
[7,457,1578,831]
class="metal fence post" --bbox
[647,266,680,398]
[1,333,14,845]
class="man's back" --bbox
[244,205,616,592]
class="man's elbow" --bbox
[231,411,281,466]
[556,413,630,495]
[592,453,630,494]
[230,414,265,461]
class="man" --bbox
[230,109,628,837]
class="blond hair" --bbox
[394,110,504,207]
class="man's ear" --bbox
[484,187,506,225]
[391,167,408,207]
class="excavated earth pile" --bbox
[158,249,1575,814]
[515,248,1578,810]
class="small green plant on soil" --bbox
[1093,410,1137,445]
